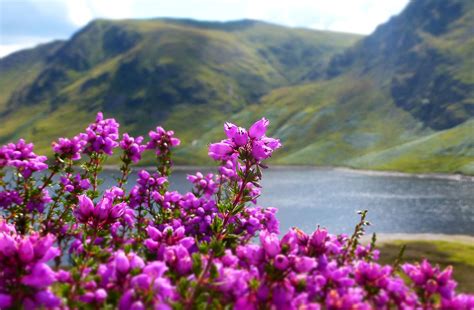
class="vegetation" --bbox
[378,240,474,293]
[1,114,473,308]
[0,0,473,174]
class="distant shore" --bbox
[361,233,474,245]
[103,164,474,182]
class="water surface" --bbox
[103,167,474,236]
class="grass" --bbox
[377,240,474,293]
[0,15,472,174]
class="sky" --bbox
[0,0,409,58]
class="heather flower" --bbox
[0,294,12,308]
[402,260,457,299]
[274,254,289,270]
[309,227,328,255]
[83,112,120,155]
[146,126,180,155]
[26,189,51,212]
[208,141,234,160]
[52,135,86,160]
[0,139,48,177]
[260,230,281,257]
[249,118,269,139]
[0,190,22,209]
[60,173,91,192]
[21,263,57,288]
[224,122,249,146]
[120,133,146,163]
[187,172,218,197]
[442,294,474,309]
[74,194,128,226]
[209,118,280,163]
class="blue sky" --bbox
[0,0,409,57]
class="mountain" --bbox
[0,18,360,155]
[0,0,473,174]
[325,0,474,130]
[220,0,473,174]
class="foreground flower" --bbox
[209,118,281,163]
[0,139,48,177]
[83,112,120,155]
[52,135,86,160]
[74,194,128,226]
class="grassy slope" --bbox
[171,74,473,175]
[378,240,474,293]
[0,19,361,159]
[0,10,472,174]
[0,41,63,109]
[170,1,474,173]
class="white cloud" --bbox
[65,0,94,26]
[0,36,53,58]
[0,0,410,57]
[0,44,30,58]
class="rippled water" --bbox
[103,167,474,236]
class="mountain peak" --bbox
[325,0,474,130]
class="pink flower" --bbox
[260,231,280,257]
[19,239,34,263]
[224,122,248,146]
[75,195,94,223]
[208,142,234,160]
[249,118,269,139]
[21,263,56,288]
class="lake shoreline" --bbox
[103,165,474,182]
[361,233,474,245]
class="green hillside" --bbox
[170,0,474,174]
[0,0,473,174]
[0,19,360,155]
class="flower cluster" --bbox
[74,194,128,227]
[0,220,67,308]
[0,139,48,178]
[208,118,281,162]
[0,113,472,309]
[52,135,86,161]
[83,112,120,155]
[146,126,180,156]
[120,133,146,163]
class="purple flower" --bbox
[294,256,317,273]
[75,194,94,223]
[274,254,289,270]
[26,189,51,213]
[309,228,328,255]
[0,233,17,256]
[0,294,12,308]
[115,251,130,274]
[120,133,146,163]
[146,126,180,155]
[0,190,22,209]
[82,112,120,155]
[19,238,34,263]
[143,261,168,278]
[249,118,269,139]
[21,263,56,288]
[208,142,234,160]
[52,135,86,160]
[0,139,48,177]
[34,290,62,308]
[224,122,249,146]
[260,231,280,257]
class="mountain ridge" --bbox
[0,1,472,174]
